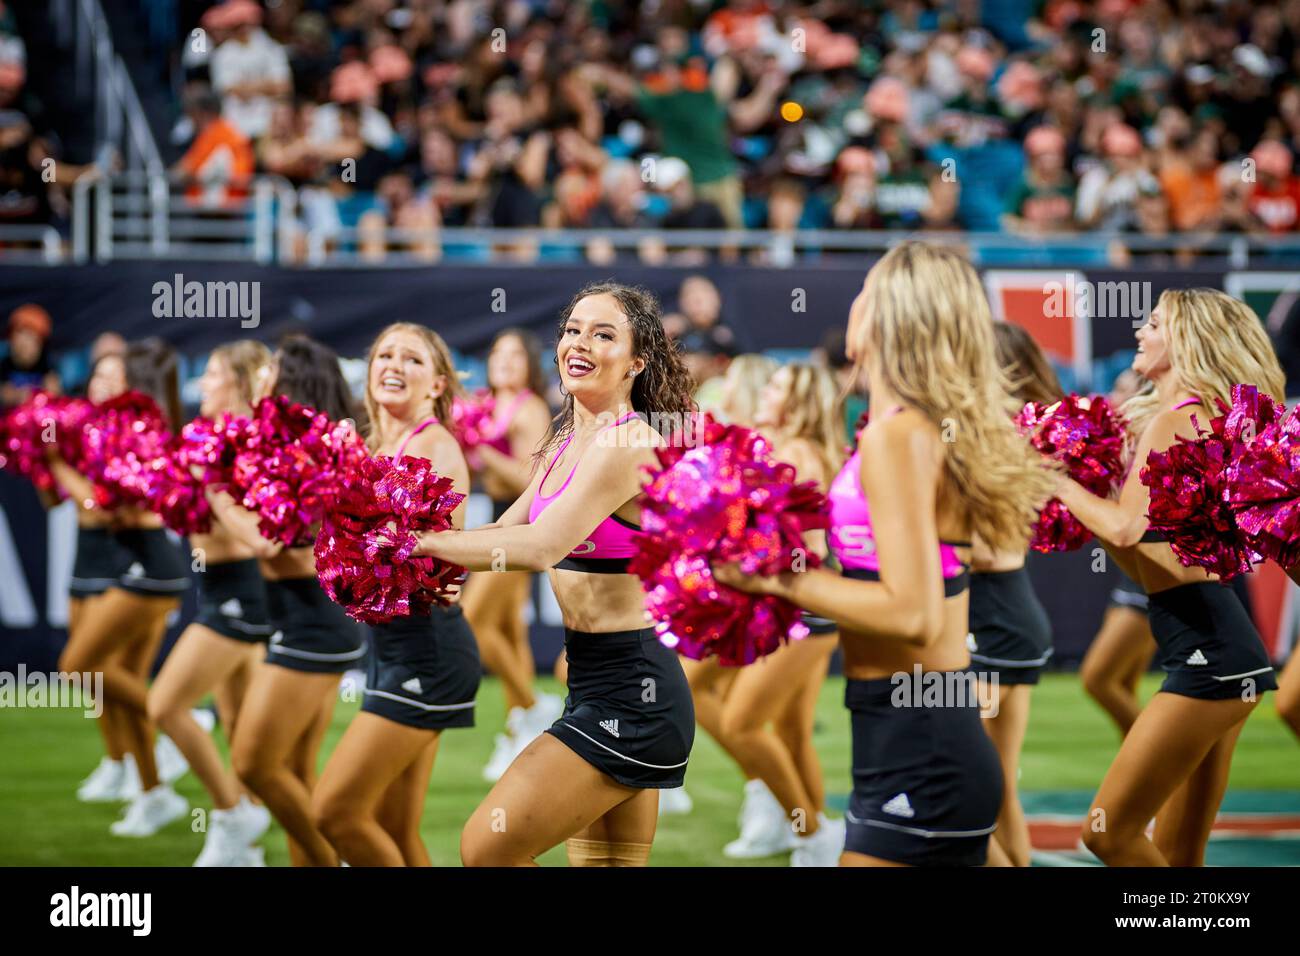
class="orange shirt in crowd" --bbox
[1159,162,1221,230]
[179,118,255,207]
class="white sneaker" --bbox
[658,786,693,816]
[723,780,794,859]
[193,798,270,865]
[528,692,564,729]
[118,753,142,801]
[236,846,266,867]
[155,734,189,784]
[227,796,271,846]
[191,707,217,734]
[482,732,518,782]
[111,785,189,837]
[194,810,240,867]
[790,814,845,867]
[77,757,125,803]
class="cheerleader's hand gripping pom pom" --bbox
[1016,393,1126,552]
[227,396,367,548]
[628,415,828,667]
[0,392,94,496]
[1141,384,1283,579]
[315,454,467,624]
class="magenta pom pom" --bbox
[1141,385,1284,579]
[0,392,94,495]
[316,454,466,623]
[79,392,172,509]
[628,415,829,666]
[152,414,251,535]
[1225,392,1300,569]
[1016,394,1126,552]
[226,396,366,548]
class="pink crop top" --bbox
[527,411,641,573]
[827,409,971,597]
[395,416,440,460]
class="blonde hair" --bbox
[210,339,271,407]
[1123,288,1285,440]
[851,241,1054,552]
[362,322,463,451]
[773,363,844,485]
[720,353,778,427]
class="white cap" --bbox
[654,156,691,190]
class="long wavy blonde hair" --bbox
[719,353,778,427]
[1123,288,1285,441]
[773,363,844,486]
[850,241,1054,552]
[362,322,463,451]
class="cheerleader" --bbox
[52,339,193,836]
[968,323,1061,867]
[715,363,844,866]
[146,341,273,866]
[1055,289,1283,866]
[311,323,480,866]
[1079,369,1158,736]
[208,334,364,867]
[716,242,1055,866]
[60,354,142,803]
[410,282,696,866]
[461,328,558,782]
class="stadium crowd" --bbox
[9,0,1300,261]
[170,0,1300,256]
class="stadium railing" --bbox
[6,172,1300,268]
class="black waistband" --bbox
[1140,528,1167,543]
[842,566,970,597]
[555,555,632,574]
[200,558,262,583]
[564,626,658,648]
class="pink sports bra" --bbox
[527,411,641,573]
[827,407,971,597]
[395,416,441,460]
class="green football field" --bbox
[2,672,1297,866]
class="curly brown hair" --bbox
[540,281,696,460]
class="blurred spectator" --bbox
[208,1,290,139]
[678,275,737,353]
[358,170,439,261]
[172,88,255,208]
[1075,124,1158,230]
[1003,126,1075,234]
[1245,140,1300,234]
[1,304,59,406]
[586,160,655,264]
[90,331,127,366]
[1160,128,1225,231]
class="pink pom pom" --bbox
[1225,390,1300,569]
[0,392,94,496]
[1016,394,1126,552]
[1142,385,1284,579]
[450,389,507,468]
[628,415,828,666]
[79,392,172,509]
[227,397,366,548]
[152,414,251,535]
[316,454,466,623]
